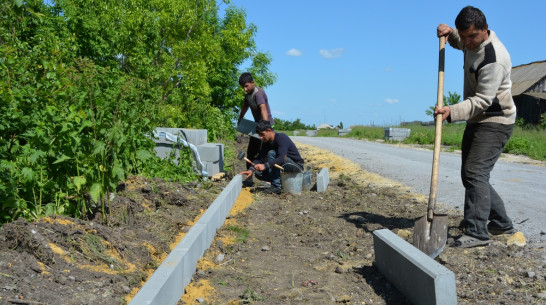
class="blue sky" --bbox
[223,1,546,127]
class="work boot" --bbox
[450,234,491,248]
[262,186,281,195]
[487,224,516,236]
[242,178,255,188]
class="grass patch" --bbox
[227,225,250,243]
[346,125,385,140]
[316,129,339,137]
[507,127,546,160]
[330,123,546,161]
[404,122,465,148]
[241,287,266,302]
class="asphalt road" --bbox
[292,136,546,243]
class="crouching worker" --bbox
[239,120,304,195]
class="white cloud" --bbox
[319,48,344,58]
[384,98,399,104]
[286,48,302,56]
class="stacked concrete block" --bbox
[384,128,411,141]
[156,128,208,146]
[373,229,457,305]
[338,128,351,136]
[151,127,224,176]
[196,143,224,176]
[317,167,329,192]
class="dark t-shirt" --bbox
[254,133,304,168]
[244,87,274,124]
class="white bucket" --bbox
[281,172,303,195]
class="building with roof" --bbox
[511,60,546,125]
[316,123,334,130]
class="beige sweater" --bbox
[447,29,516,124]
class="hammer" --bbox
[237,151,255,166]
[237,151,284,171]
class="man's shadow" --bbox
[340,211,414,233]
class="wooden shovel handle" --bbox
[427,36,445,219]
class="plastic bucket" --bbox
[302,170,312,190]
[281,172,303,195]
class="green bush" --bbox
[504,137,530,155]
[0,0,273,223]
[316,129,339,137]
[347,126,384,140]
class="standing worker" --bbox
[237,72,275,187]
[239,120,304,195]
[435,6,517,248]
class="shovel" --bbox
[413,36,448,258]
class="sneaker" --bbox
[487,225,516,236]
[242,180,255,188]
[450,234,491,248]
[262,186,281,195]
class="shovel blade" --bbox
[413,214,448,258]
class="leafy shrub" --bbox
[503,137,529,155]
[0,0,273,223]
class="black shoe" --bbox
[242,180,255,188]
[487,225,516,236]
[450,234,491,248]
[262,186,281,195]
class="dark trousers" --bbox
[255,150,303,188]
[461,123,514,240]
[244,136,262,181]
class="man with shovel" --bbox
[435,6,516,248]
[237,72,275,188]
[239,120,304,195]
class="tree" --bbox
[0,0,274,223]
[425,91,462,116]
[273,119,315,131]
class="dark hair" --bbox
[455,6,487,31]
[239,72,253,86]
[255,120,272,133]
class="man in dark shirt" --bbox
[237,72,274,187]
[239,121,304,195]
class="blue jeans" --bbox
[255,150,303,188]
[461,123,513,240]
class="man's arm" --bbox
[437,23,463,50]
[238,105,249,124]
[259,104,268,121]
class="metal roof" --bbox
[511,60,546,96]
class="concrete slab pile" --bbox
[151,128,224,176]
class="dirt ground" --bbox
[1,136,545,305]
